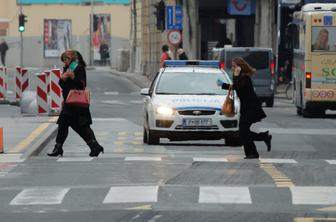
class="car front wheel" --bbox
[148,130,159,145]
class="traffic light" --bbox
[18,14,27,32]
[154,0,165,31]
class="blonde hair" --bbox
[314,29,329,50]
[232,57,256,76]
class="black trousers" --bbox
[56,120,96,145]
[0,53,5,66]
[239,120,267,156]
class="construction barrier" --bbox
[36,72,48,114]
[44,70,50,93]
[50,69,62,111]
[0,67,7,103]
[15,67,22,102]
[21,68,29,94]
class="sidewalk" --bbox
[0,66,150,161]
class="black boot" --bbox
[88,140,104,157]
[264,131,272,152]
[47,143,63,157]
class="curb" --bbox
[22,124,58,158]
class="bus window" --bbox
[311,27,336,52]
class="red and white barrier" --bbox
[36,73,48,114]
[50,69,62,111]
[15,67,22,102]
[0,67,7,102]
[44,70,50,93]
[21,68,29,94]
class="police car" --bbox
[140,60,240,145]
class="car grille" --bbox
[178,110,216,116]
[175,125,219,130]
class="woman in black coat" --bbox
[48,50,104,157]
[217,57,272,159]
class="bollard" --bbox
[0,127,3,153]
[21,68,29,94]
[0,67,7,103]
[15,67,22,102]
[50,69,62,112]
[36,72,48,114]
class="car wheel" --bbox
[302,108,311,118]
[265,98,274,107]
[225,135,242,147]
[296,106,302,115]
[143,127,148,143]
[148,130,159,145]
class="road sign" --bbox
[167,30,182,45]
[166,5,183,30]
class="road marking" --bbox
[260,163,295,187]
[260,158,297,164]
[124,157,162,161]
[326,160,336,165]
[294,218,336,222]
[199,186,252,204]
[130,100,143,104]
[103,186,158,203]
[0,154,24,163]
[57,157,93,162]
[317,206,336,212]
[193,157,228,162]
[126,204,152,210]
[104,91,119,95]
[101,100,126,105]
[10,117,57,153]
[259,128,336,135]
[290,187,336,205]
[10,188,69,205]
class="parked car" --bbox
[140,60,241,145]
[212,47,276,107]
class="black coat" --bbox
[57,64,92,126]
[222,74,266,124]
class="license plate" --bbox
[182,118,212,126]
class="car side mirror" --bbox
[140,88,150,95]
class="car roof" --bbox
[163,66,224,74]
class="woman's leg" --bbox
[239,120,259,157]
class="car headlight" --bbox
[156,106,175,115]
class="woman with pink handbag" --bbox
[47,50,104,157]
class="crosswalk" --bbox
[4,185,336,207]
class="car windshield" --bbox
[156,72,229,95]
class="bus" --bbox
[288,3,336,117]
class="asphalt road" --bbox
[1,69,336,222]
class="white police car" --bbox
[140,60,240,145]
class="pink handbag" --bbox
[65,88,91,108]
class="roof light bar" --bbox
[164,60,219,67]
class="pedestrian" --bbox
[177,48,189,60]
[48,49,104,157]
[0,39,9,66]
[99,40,109,66]
[160,44,171,68]
[217,57,272,159]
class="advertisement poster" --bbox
[91,14,111,61]
[312,26,336,52]
[44,19,71,58]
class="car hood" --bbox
[153,94,227,111]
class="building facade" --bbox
[0,0,130,68]
[130,0,277,78]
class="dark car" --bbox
[213,47,276,107]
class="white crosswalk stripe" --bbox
[124,157,162,161]
[326,160,336,164]
[57,157,93,162]
[10,188,69,205]
[259,158,297,164]
[0,154,25,163]
[290,187,336,205]
[193,157,228,162]
[103,186,159,203]
[199,186,252,204]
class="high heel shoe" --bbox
[47,143,63,157]
[265,134,272,152]
[88,140,104,157]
